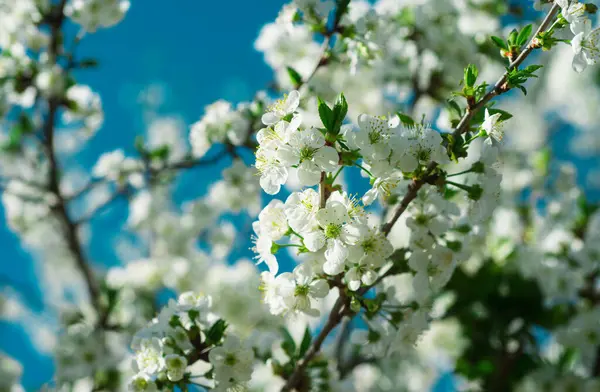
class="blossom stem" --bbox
[330,166,344,184]
[447,168,475,177]
[276,243,303,248]
[445,180,473,192]
[354,163,373,178]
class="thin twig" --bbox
[73,188,131,225]
[381,4,560,236]
[453,3,560,136]
[281,295,349,391]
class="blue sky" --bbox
[0,1,284,389]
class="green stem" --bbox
[287,227,305,240]
[330,166,344,184]
[277,243,303,249]
[447,168,474,178]
[355,163,373,178]
[446,180,473,192]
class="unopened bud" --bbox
[585,4,598,14]
[531,37,542,49]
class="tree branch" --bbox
[41,0,103,322]
[453,3,560,137]
[381,4,560,237]
[281,293,349,391]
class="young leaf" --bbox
[516,24,533,46]
[286,66,303,88]
[447,100,463,117]
[491,36,508,50]
[487,108,513,121]
[318,97,334,131]
[280,327,297,358]
[396,112,415,127]
[507,29,518,45]
[464,64,478,88]
[205,319,228,344]
[331,93,348,135]
[299,327,312,357]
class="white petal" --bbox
[304,230,326,252]
[573,51,588,73]
[284,90,301,113]
[361,269,378,286]
[262,112,280,125]
[309,279,329,298]
[297,162,321,186]
[316,202,349,226]
[313,146,339,172]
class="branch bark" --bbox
[380,4,560,236]
[453,3,560,137]
[41,0,103,321]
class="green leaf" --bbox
[396,112,415,127]
[206,319,228,344]
[134,135,146,155]
[331,93,348,135]
[17,113,33,134]
[523,64,543,74]
[490,36,508,50]
[487,108,513,121]
[318,97,334,131]
[463,64,478,88]
[280,327,297,358]
[150,145,170,160]
[447,100,462,117]
[286,66,303,88]
[518,85,527,95]
[299,327,312,357]
[79,58,99,68]
[507,29,518,45]
[516,24,533,46]
[334,0,351,25]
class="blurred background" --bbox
[0,1,283,388]
[1,0,600,390]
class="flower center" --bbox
[224,353,238,366]
[415,214,429,226]
[294,284,310,297]
[368,130,382,144]
[299,146,316,161]
[325,223,342,239]
[416,148,431,162]
[362,237,376,253]
[300,198,314,211]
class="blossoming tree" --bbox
[1,0,600,391]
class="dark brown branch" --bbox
[380,162,438,236]
[281,294,349,391]
[41,0,103,320]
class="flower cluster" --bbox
[189,100,252,158]
[555,0,600,72]
[129,291,254,391]
[66,0,131,32]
